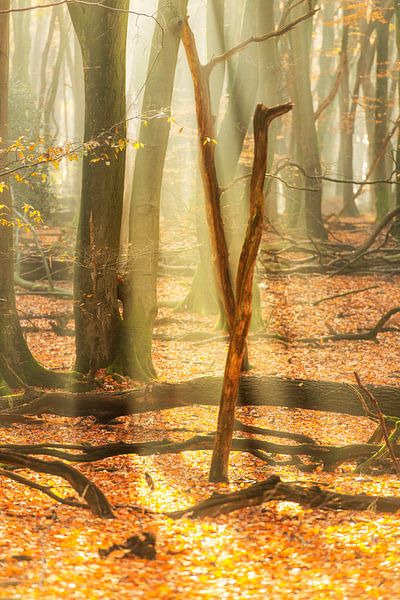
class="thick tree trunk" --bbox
[207,0,225,116]
[210,103,293,483]
[0,0,63,389]
[67,0,128,374]
[11,0,31,86]
[182,1,226,319]
[117,0,188,382]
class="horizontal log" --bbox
[3,375,400,420]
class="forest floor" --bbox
[2,220,400,598]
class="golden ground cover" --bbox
[4,232,400,598]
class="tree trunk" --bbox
[11,0,31,86]
[182,0,226,320]
[207,0,225,117]
[338,23,358,216]
[0,0,62,389]
[10,374,400,421]
[182,19,237,334]
[288,4,327,239]
[117,0,188,381]
[209,102,292,483]
[67,0,128,375]
[394,0,400,217]
[215,0,262,330]
[315,0,336,149]
[257,0,283,222]
[373,11,392,220]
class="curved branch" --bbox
[207,6,318,72]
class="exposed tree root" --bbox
[167,475,400,519]
[0,436,399,516]
[0,435,396,472]
[0,451,114,518]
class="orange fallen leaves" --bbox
[4,220,400,598]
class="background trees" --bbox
[0,0,399,396]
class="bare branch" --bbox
[206,6,319,73]
[0,0,157,20]
[314,52,345,121]
[354,372,400,478]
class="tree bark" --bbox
[0,0,63,389]
[338,22,358,216]
[67,0,128,374]
[288,3,327,239]
[394,0,400,221]
[373,9,392,220]
[210,103,293,483]
[7,374,400,420]
[118,0,188,382]
[182,18,237,334]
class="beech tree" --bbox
[118,0,189,381]
[0,0,62,389]
[67,0,129,375]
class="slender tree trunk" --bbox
[67,0,129,375]
[394,0,400,213]
[256,0,282,222]
[182,19,237,335]
[11,0,32,86]
[207,0,225,117]
[373,11,392,220]
[315,0,336,149]
[117,0,188,381]
[209,102,292,483]
[216,0,262,331]
[339,23,358,216]
[288,4,327,239]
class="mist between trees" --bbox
[1,0,400,519]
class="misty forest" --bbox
[2,0,400,597]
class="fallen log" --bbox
[167,474,400,518]
[3,375,400,420]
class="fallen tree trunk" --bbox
[3,375,400,420]
[168,474,400,518]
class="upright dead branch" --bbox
[209,102,293,483]
[182,18,236,334]
[182,5,315,361]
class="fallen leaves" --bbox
[5,221,400,598]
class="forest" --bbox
[1,0,400,597]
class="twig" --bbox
[308,285,379,306]
[354,372,400,477]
